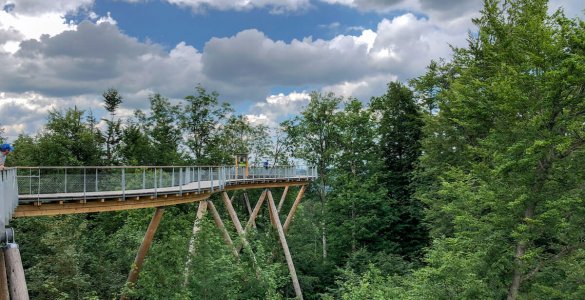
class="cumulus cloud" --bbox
[1,0,94,15]
[0,21,205,100]
[202,13,460,94]
[2,0,582,140]
[0,9,469,138]
[247,91,311,127]
[164,0,312,13]
[202,29,371,86]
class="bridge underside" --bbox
[14,180,310,217]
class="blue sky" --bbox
[89,1,392,50]
[0,0,583,140]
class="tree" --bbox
[181,85,233,164]
[283,91,342,259]
[371,82,427,259]
[36,107,103,166]
[327,99,390,259]
[102,88,123,165]
[136,93,183,165]
[406,1,585,298]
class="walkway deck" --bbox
[14,166,316,217]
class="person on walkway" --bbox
[263,160,269,169]
[0,143,14,170]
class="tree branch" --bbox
[523,241,585,282]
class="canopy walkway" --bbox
[0,165,316,299]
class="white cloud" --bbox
[248,91,311,127]
[1,0,94,15]
[163,0,312,13]
[2,0,583,141]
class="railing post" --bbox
[154,168,157,197]
[64,168,67,193]
[197,167,201,193]
[179,168,183,196]
[122,168,126,200]
[172,168,175,187]
[159,168,163,189]
[210,167,214,192]
[95,169,98,192]
[83,168,86,201]
[37,168,40,201]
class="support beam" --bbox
[243,191,253,217]
[246,190,267,231]
[0,250,9,300]
[221,192,260,277]
[208,200,238,257]
[236,190,268,253]
[184,201,208,287]
[221,192,245,235]
[207,201,239,258]
[266,190,303,300]
[283,185,307,234]
[4,243,29,300]
[277,186,289,213]
[121,207,165,300]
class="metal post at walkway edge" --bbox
[4,243,29,300]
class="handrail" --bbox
[0,168,19,232]
[15,164,304,169]
[16,166,317,203]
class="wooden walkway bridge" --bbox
[0,165,316,299]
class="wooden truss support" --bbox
[121,207,165,300]
[183,201,208,287]
[283,185,307,234]
[277,186,289,213]
[266,190,303,300]
[221,192,261,277]
[0,250,9,300]
[243,191,253,217]
[207,201,239,258]
[236,189,268,253]
[4,243,29,300]
[246,189,267,230]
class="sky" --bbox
[0,0,583,141]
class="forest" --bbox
[0,0,584,299]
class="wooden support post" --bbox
[4,243,29,300]
[266,190,303,300]
[246,189,267,230]
[0,250,8,300]
[277,186,289,213]
[243,191,253,217]
[207,201,239,258]
[221,192,245,235]
[283,185,307,234]
[184,201,208,287]
[221,192,261,277]
[121,207,165,300]
[236,189,268,253]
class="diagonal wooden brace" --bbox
[266,190,303,299]
[283,185,307,234]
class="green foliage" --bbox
[400,1,585,299]
[181,85,233,164]
[371,81,427,259]
[37,107,103,166]
[102,88,123,164]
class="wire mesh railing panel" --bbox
[16,166,317,201]
[1,168,19,231]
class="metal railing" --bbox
[16,165,317,202]
[0,168,19,232]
